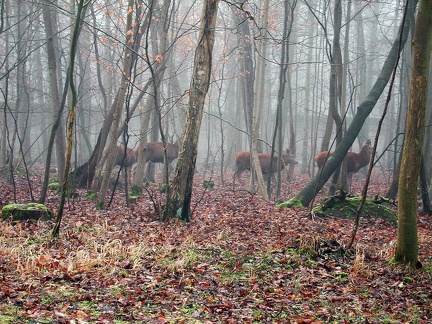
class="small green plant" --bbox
[203,180,215,190]
[403,276,415,283]
[130,186,142,196]
[86,191,97,200]
[48,182,60,190]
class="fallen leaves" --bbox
[0,171,431,322]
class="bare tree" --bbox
[270,0,297,201]
[163,0,219,221]
[248,0,271,200]
[52,0,88,237]
[95,0,138,209]
[40,1,66,202]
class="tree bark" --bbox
[327,0,344,195]
[163,0,218,221]
[52,0,86,237]
[232,8,254,143]
[96,0,135,209]
[42,2,66,183]
[251,0,270,200]
[395,0,431,268]
[270,0,297,201]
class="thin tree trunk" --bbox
[42,3,66,183]
[251,0,270,200]
[96,0,135,209]
[163,0,218,221]
[52,0,87,237]
[327,0,344,195]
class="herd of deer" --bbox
[115,139,372,187]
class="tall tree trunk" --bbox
[271,0,297,201]
[96,0,135,209]
[395,0,431,268]
[303,1,316,176]
[42,2,66,183]
[145,0,171,185]
[251,0,270,200]
[327,0,344,195]
[52,0,87,237]
[163,0,218,221]
[233,8,254,144]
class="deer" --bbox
[143,140,180,167]
[233,148,298,188]
[115,140,179,177]
[314,139,372,186]
[115,145,138,169]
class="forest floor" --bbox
[0,167,431,323]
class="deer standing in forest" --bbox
[233,148,298,188]
[314,139,372,186]
[115,145,138,169]
[115,140,179,176]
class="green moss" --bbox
[278,196,306,208]
[86,191,97,200]
[96,201,105,210]
[48,182,60,190]
[203,180,215,190]
[130,186,142,196]
[311,194,397,222]
[1,203,54,221]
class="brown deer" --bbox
[143,140,179,165]
[142,140,180,180]
[115,140,179,175]
[233,148,298,187]
[115,145,138,169]
[314,139,372,185]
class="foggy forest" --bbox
[0,0,432,322]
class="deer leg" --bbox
[232,169,244,189]
[232,170,238,189]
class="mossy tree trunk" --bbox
[395,0,432,268]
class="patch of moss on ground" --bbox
[311,194,397,223]
[1,203,54,221]
[48,182,60,190]
[277,196,306,208]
